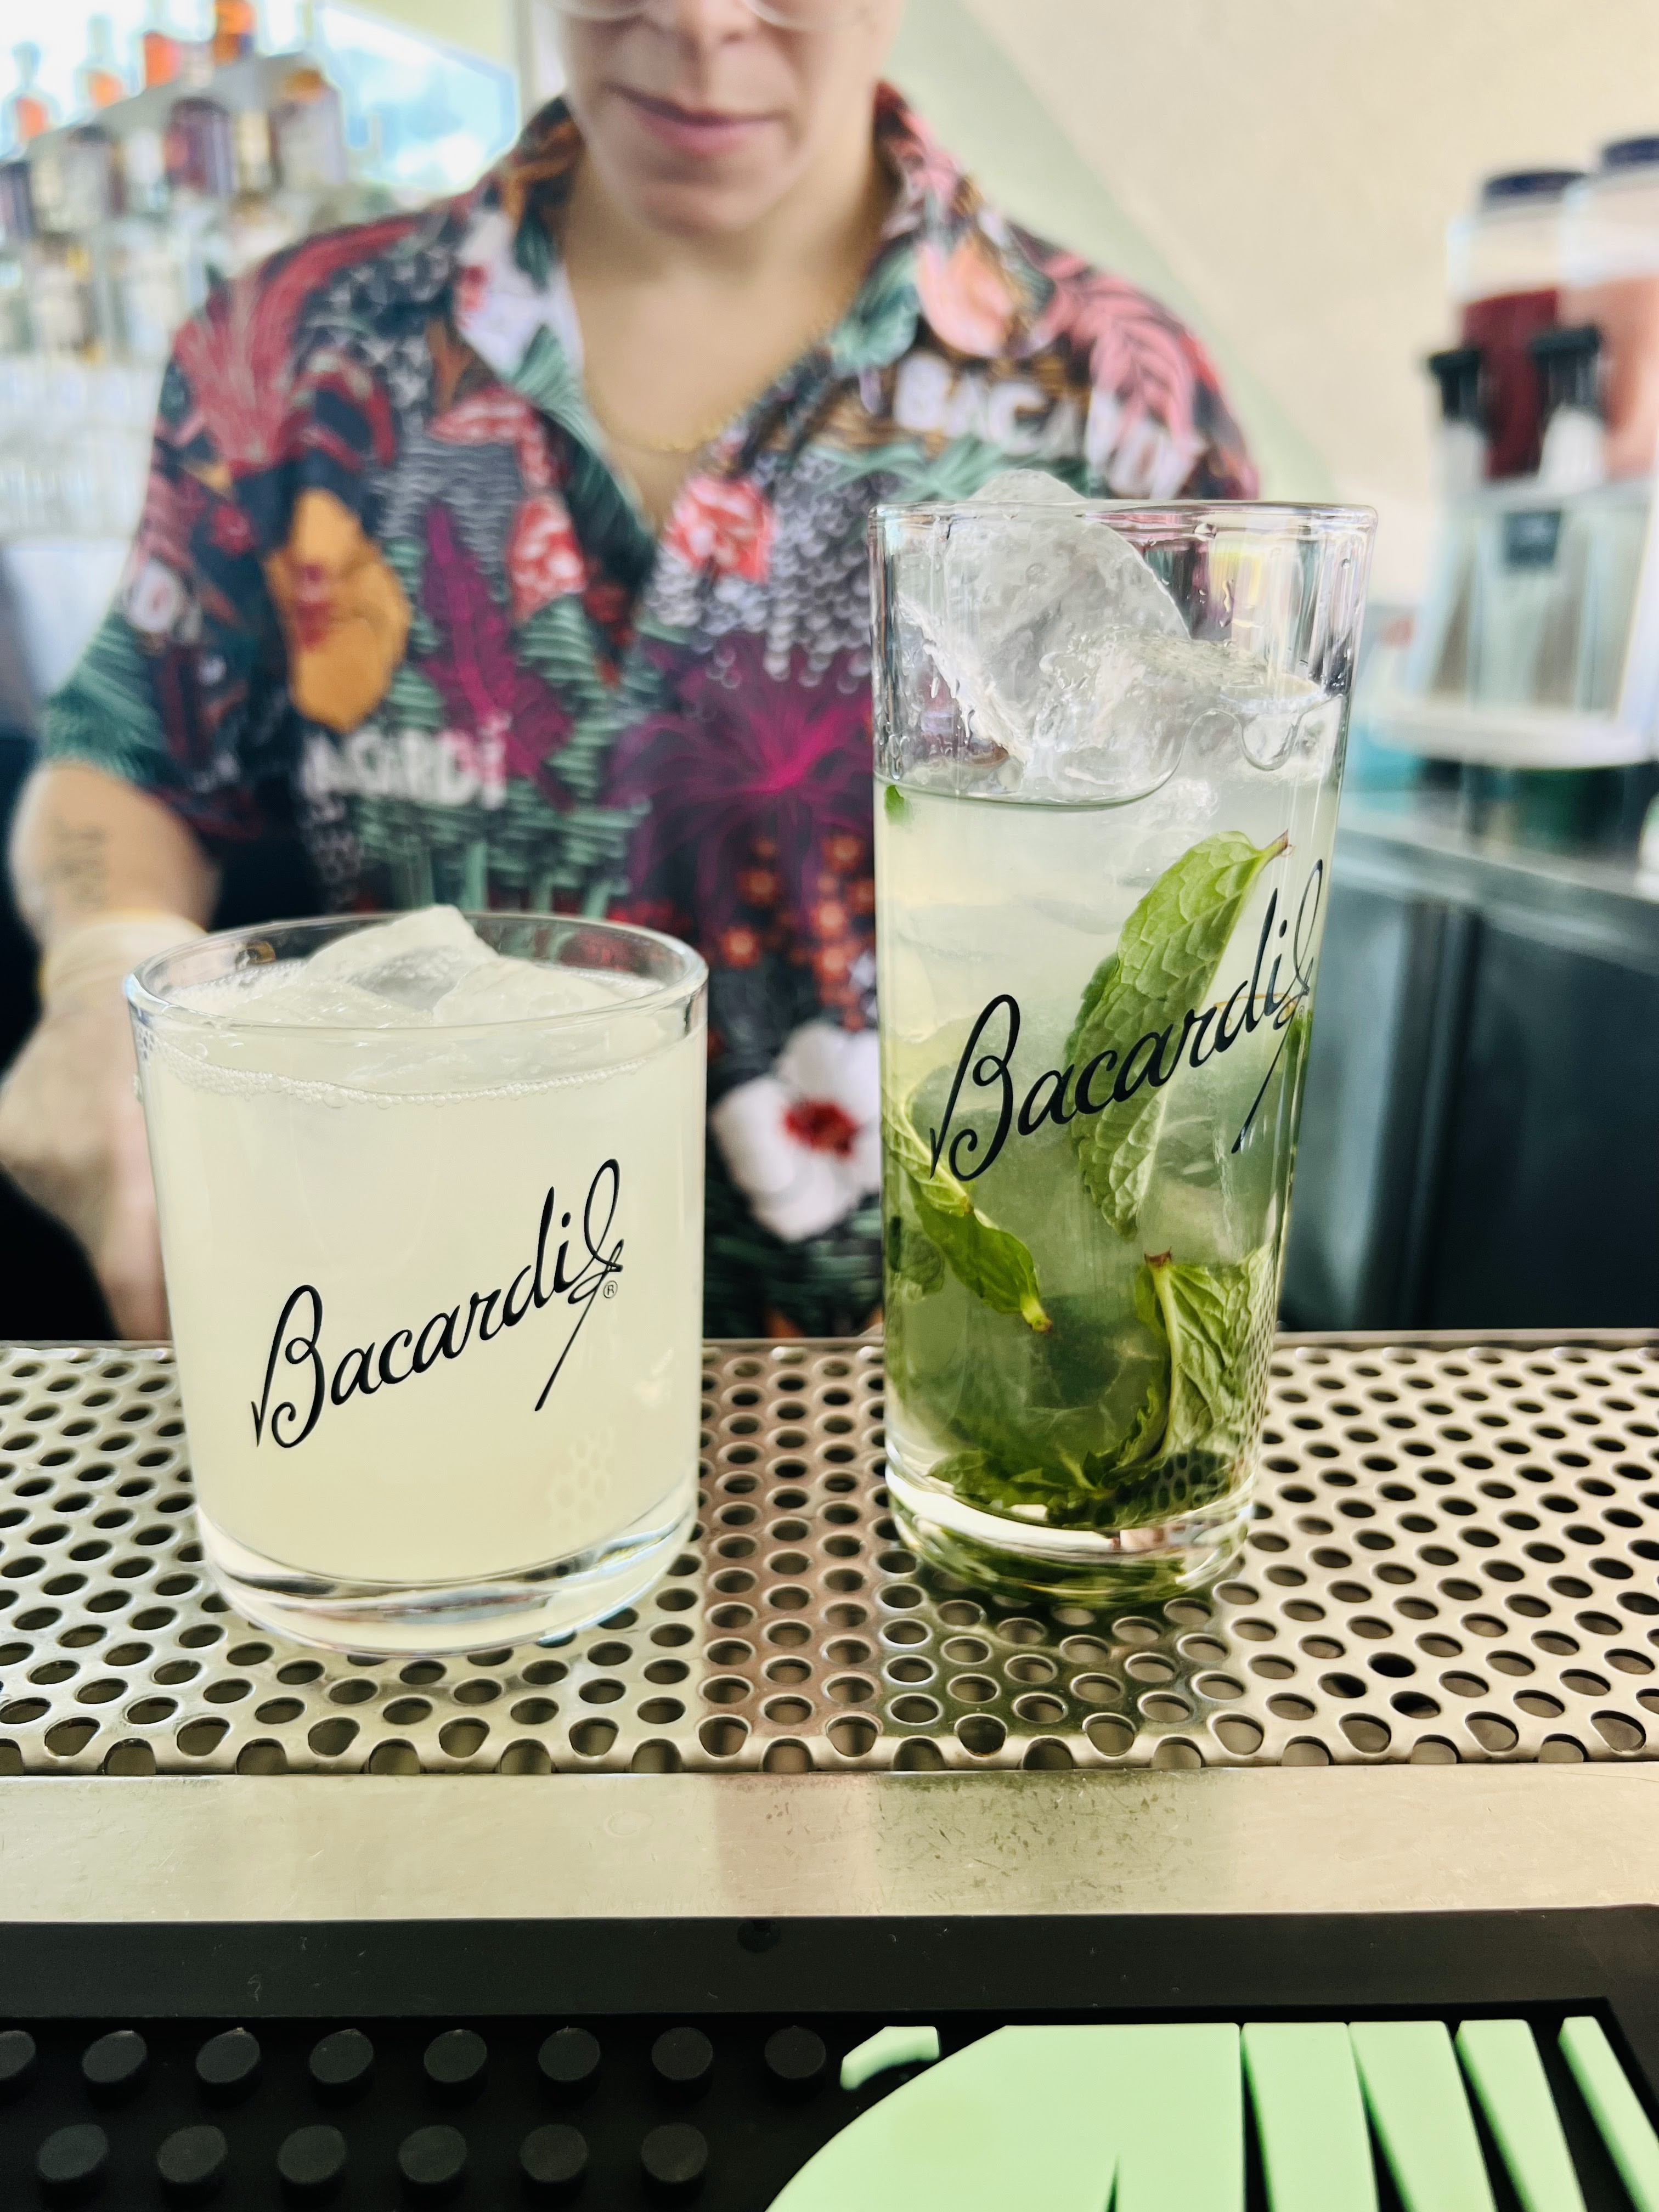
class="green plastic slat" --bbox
[1560,2016,1659,2212]
[770,2027,1115,2212]
[1243,2022,1377,2212]
[1351,2019,1497,2212]
[1456,2020,1585,2212]
[771,2024,1242,2212]
[1110,2023,1242,2212]
[839,2025,941,2091]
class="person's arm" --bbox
[12,759,218,948]
[0,255,297,1338]
[0,761,219,1338]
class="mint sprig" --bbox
[1139,1243,1277,1462]
[1069,831,1286,1237]
[884,1090,1051,1333]
[904,1241,1277,1529]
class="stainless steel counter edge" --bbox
[2,1768,1657,1922]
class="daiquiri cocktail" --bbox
[129,907,706,1651]
[872,482,1373,1599]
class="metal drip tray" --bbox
[0,1335,1655,1777]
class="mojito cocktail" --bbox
[873,484,1373,1599]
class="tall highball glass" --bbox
[872,489,1374,1601]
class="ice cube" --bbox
[215,974,433,1030]
[902,475,1334,801]
[1028,630,1324,799]
[298,905,495,1011]
[432,956,634,1026]
[968,467,1088,508]
[902,480,1190,792]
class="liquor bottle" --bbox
[0,157,34,353]
[211,0,259,66]
[22,219,95,359]
[165,93,235,312]
[140,0,183,91]
[271,64,347,204]
[204,109,300,286]
[4,43,59,150]
[56,125,125,356]
[76,17,129,115]
[7,136,96,358]
[108,128,191,360]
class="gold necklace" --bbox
[585,392,734,459]
[583,257,873,460]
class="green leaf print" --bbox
[885,1091,1050,1333]
[383,663,446,732]
[826,251,920,375]
[1069,831,1286,1237]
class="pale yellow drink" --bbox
[131,908,707,1649]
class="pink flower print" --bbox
[663,475,775,583]
[431,386,555,492]
[710,1020,881,1243]
[874,83,966,235]
[916,229,1019,358]
[608,636,872,944]
[507,492,586,621]
[1030,257,1246,497]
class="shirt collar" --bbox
[452,83,1039,409]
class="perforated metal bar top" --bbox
[0,1337,1655,1778]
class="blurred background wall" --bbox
[888,0,1659,602]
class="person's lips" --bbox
[614,87,777,158]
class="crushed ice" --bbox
[195,908,630,1028]
[902,469,1325,800]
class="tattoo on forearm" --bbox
[40,822,110,918]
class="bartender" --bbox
[0,0,1253,1341]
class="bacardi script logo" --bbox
[251,1161,624,1451]
[928,864,1324,1184]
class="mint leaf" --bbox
[884,1092,1051,1332]
[1114,1368,1169,1468]
[1062,947,1118,1068]
[1070,831,1286,1236]
[940,1448,1085,1520]
[887,1204,945,1300]
[944,1437,1234,1532]
[1144,1243,1277,1459]
[883,782,910,825]
[888,1240,1276,1533]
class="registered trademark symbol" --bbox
[603,1279,618,1299]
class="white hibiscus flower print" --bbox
[710,1020,881,1244]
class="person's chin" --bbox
[628,169,777,235]
[599,95,791,230]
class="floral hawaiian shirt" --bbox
[43,87,1255,1336]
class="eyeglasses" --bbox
[552,0,853,27]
